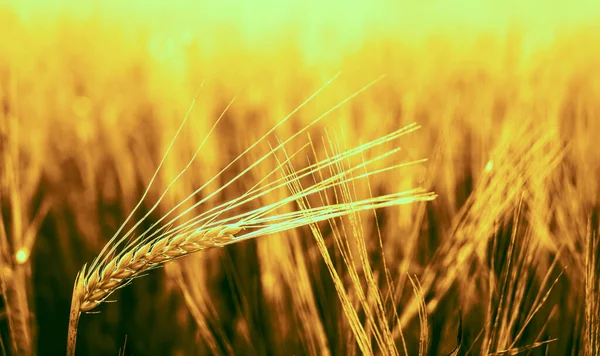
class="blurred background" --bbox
[1,0,600,355]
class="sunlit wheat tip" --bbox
[484,160,494,173]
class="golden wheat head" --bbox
[75,225,241,313]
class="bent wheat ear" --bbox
[66,225,241,356]
[78,225,241,313]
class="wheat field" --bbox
[1,1,600,355]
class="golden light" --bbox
[15,249,29,265]
[484,160,494,173]
[1,0,599,355]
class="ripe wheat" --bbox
[66,74,434,355]
[76,225,241,313]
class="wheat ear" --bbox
[80,225,241,312]
[66,225,241,355]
